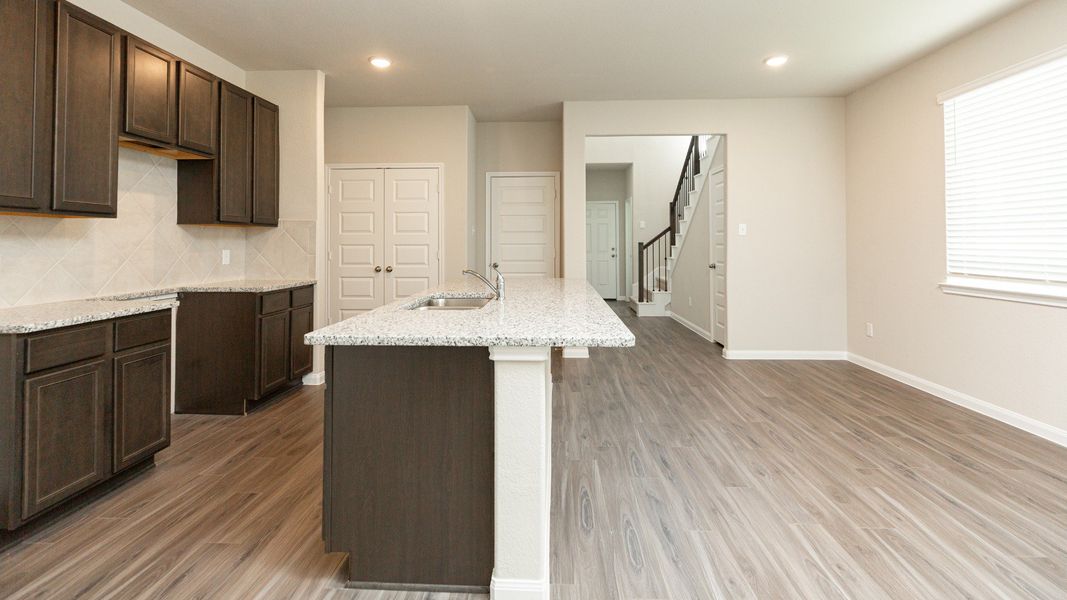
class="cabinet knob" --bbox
[374,266,382,272]
[385,266,393,273]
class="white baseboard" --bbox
[562,347,589,359]
[669,312,716,344]
[847,353,1067,449]
[723,350,848,360]
[490,574,548,600]
[302,371,325,385]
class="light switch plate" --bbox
[222,249,231,265]
[738,223,748,236]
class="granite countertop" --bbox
[304,278,636,348]
[99,279,316,299]
[0,298,179,334]
[0,279,315,334]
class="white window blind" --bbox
[943,53,1067,285]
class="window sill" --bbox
[940,277,1067,308]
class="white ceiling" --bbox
[123,0,1030,121]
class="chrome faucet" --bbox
[463,263,505,300]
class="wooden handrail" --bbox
[637,135,702,304]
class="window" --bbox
[939,50,1067,307]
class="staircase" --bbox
[632,135,717,316]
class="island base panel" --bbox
[324,346,493,589]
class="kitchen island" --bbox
[305,278,634,599]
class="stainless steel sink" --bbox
[409,297,491,311]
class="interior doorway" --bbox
[585,135,727,348]
[325,165,443,323]
[586,200,619,299]
[485,172,559,277]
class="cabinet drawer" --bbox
[114,311,171,351]
[291,286,314,308]
[25,324,109,374]
[259,290,290,315]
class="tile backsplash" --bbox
[0,149,315,308]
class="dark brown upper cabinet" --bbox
[219,82,254,223]
[178,84,279,227]
[122,35,177,146]
[177,62,218,155]
[0,0,54,213]
[52,0,121,216]
[252,97,280,225]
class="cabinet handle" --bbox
[374,266,382,272]
[385,266,393,273]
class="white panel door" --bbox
[329,168,384,323]
[710,168,727,344]
[585,201,618,299]
[489,175,557,278]
[384,168,440,302]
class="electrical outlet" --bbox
[688,296,693,307]
[738,223,748,236]
[222,249,231,265]
[865,322,874,337]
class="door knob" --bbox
[374,266,382,272]
[709,264,717,269]
[385,266,393,273]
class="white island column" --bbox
[488,346,553,600]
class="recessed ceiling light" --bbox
[764,55,789,68]
[369,56,392,69]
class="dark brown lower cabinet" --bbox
[175,285,314,415]
[113,343,170,473]
[289,305,314,380]
[22,360,110,520]
[0,311,172,532]
[257,310,290,397]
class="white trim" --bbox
[940,277,1067,309]
[485,172,561,275]
[847,353,1067,449]
[490,572,548,600]
[324,163,445,324]
[938,45,1067,103]
[669,312,716,344]
[301,371,325,386]
[723,350,848,360]
[561,347,589,359]
[488,346,551,363]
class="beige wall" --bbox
[475,121,562,271]
[846,0,1067,432]
[325,106,475,279]
[669,176,711,333]
[564,99,848,354]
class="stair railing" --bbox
[637,226,671,302]
[637,135,702,303]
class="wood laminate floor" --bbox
[1,303,1065,599]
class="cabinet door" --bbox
[113,344,171,472]
[257,311,290,397]
[122,36,177,145]
[52,1,120,215]
[177,62,218,154]
[252,96,279,226]
[23,360,110,520]
[289,305,313,380]
[218,81,253,223]
[0,0,54,211]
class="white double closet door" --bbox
[328,167,440,323]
